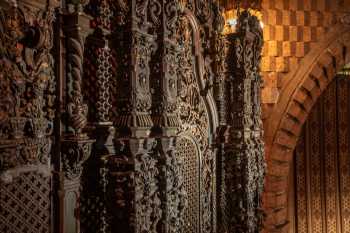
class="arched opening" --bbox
[288,68,350,233]
[263,26,350,233]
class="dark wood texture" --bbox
[0,1,265,233]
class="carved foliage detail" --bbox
[132,139,161,233]
[177,14,214,233]
[0,0,56,175]
[159,137,187,233]
[222,10,265,233]
[61,139,93,180]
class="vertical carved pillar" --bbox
[220,11,265,233]
[114,0,155,137]
[158,137,187,233]
[106,1,162,233]
[212,4,227,127]
[59,2,95,233]
[79,1,116,231]
[0,0,58,232]
[149,1,188,233]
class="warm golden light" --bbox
[223,8,263,34]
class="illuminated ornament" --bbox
[222,0,263,34]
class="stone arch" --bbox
[263,24,350,233]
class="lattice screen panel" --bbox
[293,75,350,233]
[0,172,51,233]
[176,137,200,233]
[80,194,105,233]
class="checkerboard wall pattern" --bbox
[260,0,350,103]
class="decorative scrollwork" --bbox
[158,137,187,233]
[177,16,209,151]
[0,0,57,178]
[195,0,211,22]
[135,0,162,31]
[131,138,161,233]
[221,10,265,233]
[61,138,94,180]
[114,0,129,26]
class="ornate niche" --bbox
[176,9,219,233]
[0,0,58,232]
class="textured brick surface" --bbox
[259,1,350,232]
[260,0,349,104]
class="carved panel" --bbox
[177,12,215,233]
[176,136,200,233]
[0,0,57,232]
[337,76,350,231]
[308,101,323,233]
[133,138,161,233]
[0,172,51,233]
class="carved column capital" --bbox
[61,137,94,180]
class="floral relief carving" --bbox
[0,0,57,178]
[220,10,265,233]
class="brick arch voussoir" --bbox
[263,26,350,233]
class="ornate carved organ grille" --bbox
[0,1,265,233]
[176,137,200,233]
[0,172,51,233]
[292,75,350,233]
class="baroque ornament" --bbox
[0,0,57,178]
[220,10,265,233]
[0,0,57,232]
[0,1,267,233]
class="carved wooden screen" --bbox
[292,75,350,233]
[0,1,56,232]
[176,137,200,233]
[176,11,217,233]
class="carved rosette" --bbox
[221,10,265,233]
